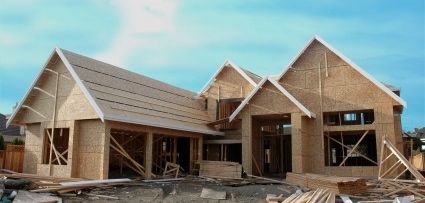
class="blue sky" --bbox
[0,0,424,131]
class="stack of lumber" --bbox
[199,161,242,179]
[286,173,367,195]
[266,188,335,203]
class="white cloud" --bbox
[96,0,178,66]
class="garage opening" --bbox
[108,129,146,178]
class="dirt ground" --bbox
[62,176,300,203]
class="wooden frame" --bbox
[378,136,425,183]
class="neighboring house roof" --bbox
[240,67,263,83]
[383,83,400,92]
[8,48,223,136]
[229,76,316,122]
[198,60,260,96]
[0,113,21,136]
[277,35,406,107]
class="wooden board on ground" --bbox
[286,172,367,195]
[200,188,226,200]
[199,160,242,179]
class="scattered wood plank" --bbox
[142,178,184,182]
[60,178,132,187]
[248,174,285,184]
[85,193,119,200]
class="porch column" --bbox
[242,114,252,174]
[291,112,304,173]
[145,132,153,179]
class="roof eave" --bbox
[104,114,224,136]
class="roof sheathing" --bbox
[60,49,223,136]
[277,35,406,107]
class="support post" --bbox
[49,73,60,176]
[145,132,153,179]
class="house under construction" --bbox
[7,35,406,179]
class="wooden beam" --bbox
[48,73,60,175]
[339,130,369,166]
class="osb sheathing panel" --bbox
[38,164,71,177]
[76,119,107,179]
[16,59,98,124]
[204,66,255,120]
[240,82,300,117]
[23,123,42,174]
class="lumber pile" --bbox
[199,160,242,179]
[266,188,335,203]
[286,173,367,195]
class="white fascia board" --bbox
[277,36,317,80]
[103,113,224,136]
[55,47,105,121]
[197,60,257,96]
[313,35,406,107]
[226,60,258,86]
[6,48,57,128]
[229,77,269,122]
[269,79,316,118]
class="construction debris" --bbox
[286,172,367,195]
[200,188,226,200]
[13,190,62,203]
[163,162,180,178]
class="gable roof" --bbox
[229,76,316,122]
[277,35,406,107]
[8,48,223,136]
[198,60,261,96]
[7,48,104,128]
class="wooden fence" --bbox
[0,145,25,172]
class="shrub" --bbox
[0,135,4,150]
[12,138,24,145]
